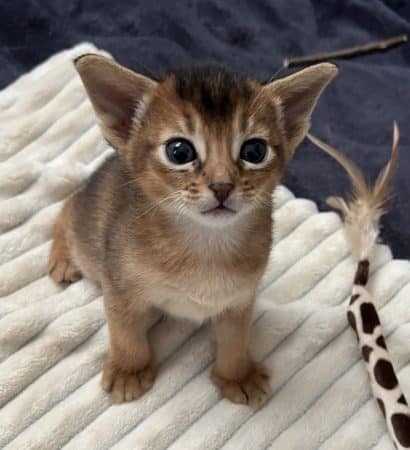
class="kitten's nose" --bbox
[208,182,234,204]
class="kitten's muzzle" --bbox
[208,182,234,204]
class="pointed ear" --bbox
[263,63,338,153]
[74,54,157,150]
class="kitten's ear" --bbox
[74,54,157,150]
[263,63,338,154]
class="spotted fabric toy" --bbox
[308,124,410,450]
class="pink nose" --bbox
[208,182,234,204]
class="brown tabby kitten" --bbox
[48,55,337,406]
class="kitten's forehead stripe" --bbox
[184,114,194,134]
[169,65,255,120]
[240,111,248,135]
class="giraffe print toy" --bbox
[308,124,410,449]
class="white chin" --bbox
[202,207,236,219]
[194,206,241,227]
[178,202,248,227]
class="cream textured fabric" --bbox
[0,44,409,450]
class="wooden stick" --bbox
[283,34,408,68]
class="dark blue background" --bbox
[1,0,409,257]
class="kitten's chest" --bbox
[134,222,271,322]
[145,266,257,322]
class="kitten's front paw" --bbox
[211,362,271,407]
[101,359,155,403]
[48,257,82,283]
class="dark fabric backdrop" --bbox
[1,0,409,257]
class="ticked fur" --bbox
[49,55,337,405]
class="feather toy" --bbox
[308,124,410,449]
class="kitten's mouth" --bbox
[201,204,236,217]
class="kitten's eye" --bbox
[165,139,197,165]
[240,139,267,164]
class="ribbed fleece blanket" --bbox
[0,43,409,450]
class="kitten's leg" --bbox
[101,286,155,403]
[211,303,271,407]
[48,197,82,283]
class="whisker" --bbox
[250,191,273,210]
[173,198,188,222]
[133,190,184,220]
[117,178,138,190]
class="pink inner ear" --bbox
[278,84,328,143]
[264,63,337,148]
[95,86,138,142]
[280,93,312,140]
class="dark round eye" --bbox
[165,139,197,165]
[240,139,267,164]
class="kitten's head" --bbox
[75,55,337,227]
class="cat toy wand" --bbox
[308,124,410,450]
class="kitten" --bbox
[48,55,337,405]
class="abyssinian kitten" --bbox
[48,54,337,405]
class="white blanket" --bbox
[0,43,409,450]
